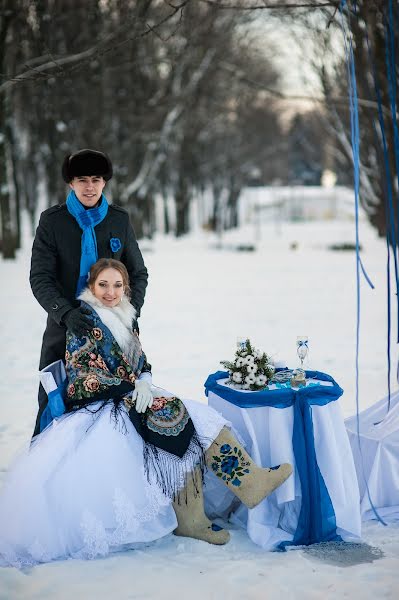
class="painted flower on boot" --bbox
[220,444,231,454]
[221,455,239,474]
[211,444,251,487]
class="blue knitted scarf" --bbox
[66,190,109,296]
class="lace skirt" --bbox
[0,395,227,568]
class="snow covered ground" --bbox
[0,213,398,599]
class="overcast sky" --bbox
[250,10,344,113]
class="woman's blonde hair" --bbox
[88,258,131,298]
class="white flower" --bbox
[256,374,267,386]
[242,383,250,390]
[232,371,242,383]
[245,374,256,384]
[245,355,255,365]
[235,357,245,367]
[240,350,248,357]
[254,349,263,359]
[247,364,258,374]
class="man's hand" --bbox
[133,379,153,413]
[64,307,92,337]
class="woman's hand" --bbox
[133,379,153,413]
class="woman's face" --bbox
[91,268,124,307]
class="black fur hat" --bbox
[62,149,113,183]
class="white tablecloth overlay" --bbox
[345,390,399,522]
[204,378,361,550]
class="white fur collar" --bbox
[78,287,136,329]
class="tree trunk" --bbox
[129,196,144,240]
[226,177,240,229]
[353,4,397,239]
[0,3,16,258]
[175,175,190,237]
[5,109,21,248]
[0,113,16,258]
[163,192,170,235]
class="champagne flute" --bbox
[236,336,247,351]
[296,335,309,368]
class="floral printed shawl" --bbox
[64,302,202,490]
[65,301,144,407]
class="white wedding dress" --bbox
[0,292,228,568]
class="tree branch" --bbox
[217,60,392,116]
[121,48,216,201]
[199,1,339,10]
[0,0,191,95]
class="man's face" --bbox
[69,175,106,208]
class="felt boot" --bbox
[173,469,230,545]
[206,427,293,509]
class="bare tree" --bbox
[275,0,399,237]
[1,0,289,253]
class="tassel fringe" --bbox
[77,399,213,502]
[143,431,213,503]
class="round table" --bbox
[203,370,361,551]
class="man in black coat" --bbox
[30,149,148,436]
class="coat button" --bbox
[52,303,59,310]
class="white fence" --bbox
[240,185,361,224]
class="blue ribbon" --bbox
[205,370,343,548]
[297,340,308,348]
[339,1,387,526]
[286,387,342,549]
[365,26,395,409]
[205,370,342,408]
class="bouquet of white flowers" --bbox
[220,339,275,391]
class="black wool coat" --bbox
[30,202,148,435]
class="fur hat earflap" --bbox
[62,149,113,183]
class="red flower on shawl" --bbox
[83,375,100,392]
[92,328,103,341]
[117,366,127,379]
[151,397,168,411]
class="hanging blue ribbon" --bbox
[338,1,386,526]
[365,28,396,410]
[383,1,399,405]
[205,370,343,548]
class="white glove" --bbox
[133,379,153,413]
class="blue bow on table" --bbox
[204,369,343,550]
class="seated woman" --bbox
[0,259,292,567]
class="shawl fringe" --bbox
[76,399,210,502]
[143,431,212,503]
